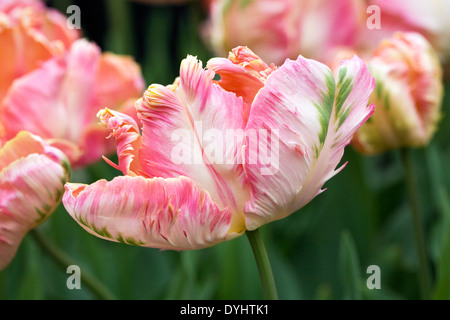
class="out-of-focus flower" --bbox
[202,0,450,75]
[362,0,450,70]
[63,46,375,250]
[202,0,365,66]
[0,39,145,167]
[338,32,443,155]
[0,0,79,103]
[0,131,71,270]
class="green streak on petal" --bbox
[315,71,336,147]
[54,188,63,203]
[338,104,352,128]
[116,233,145,246]
[240,0,253,8]
[35,207,48,224]
[335,66,354,125]
[77,214,113,240]
[61,158,72,182]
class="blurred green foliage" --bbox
[0,0,449,300]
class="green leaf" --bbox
[338,230,363,300]
[427,144,450,299]
[16,236,45,299]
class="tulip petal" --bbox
[97,108,143,176]
[243,55,375,230]
[134,55,250,232]
[93,53,145,110]
[206,46,274,106]
[0,20,53,104]
[1,39,100,146]
[63,176,240,250]
[0,132,70,270]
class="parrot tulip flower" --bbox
[349,32,444,155]
[63,47,375,250]
[0,38,145,167]
[0,131,71,270]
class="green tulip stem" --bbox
[246,228,278,300]
[30,229,117,300]
[401,148,432,299]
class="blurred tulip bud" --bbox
[351,32,444,155]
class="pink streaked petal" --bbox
[62,176,240,250]
[0,151,69,270]
[243,55,375,230]
[136,55,250,231]
[97,108,143,176]
[1,39,101,146]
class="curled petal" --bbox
[97,108,143,176]
[63,176,240,250]
[206,46,275,106]
[243,55,375,230]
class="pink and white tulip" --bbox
[63,47,375,250]
[349,32,443,154]
[0,39,145,167]
[0,131,70,270]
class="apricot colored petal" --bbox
[62,176,240,250]
[0,20,53,104]
[206,46,272,106]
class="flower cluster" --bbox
[0,0,144,270]
[203,0,445,155]
[0,0,446,282]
